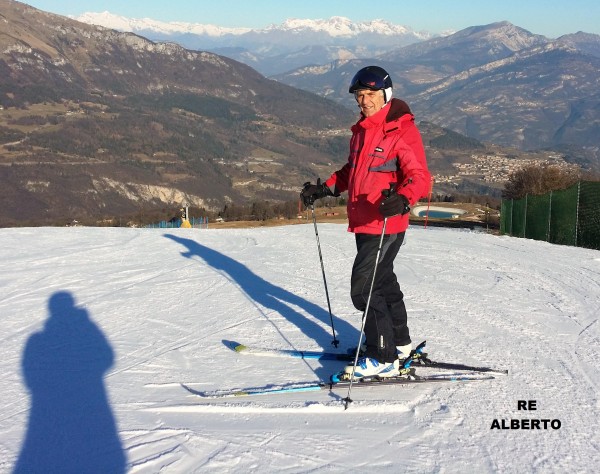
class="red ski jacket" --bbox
[325,98,431,235]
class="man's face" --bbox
[354,89,385,117]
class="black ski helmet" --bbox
[348,65,393,104]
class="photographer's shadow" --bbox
[14,291,125,474]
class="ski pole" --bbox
[343,183,395,409]
[343,216,388,409]
[310,202,339,348]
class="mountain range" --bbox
[0,0,356,225]
[74,12,433,75]
[275,24,600,153]
[0,1,598,226]
[77,11,600,155]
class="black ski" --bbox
[182,370,496,399]
[224,339,508,375]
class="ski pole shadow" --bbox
[164,234,358,369]
[14,291,126,474]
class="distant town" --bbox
[434,152,575,185]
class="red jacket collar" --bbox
[353,98,414,133]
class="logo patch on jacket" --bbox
[375,147,384,153]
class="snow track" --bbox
[0,225,598,473]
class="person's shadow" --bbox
[14,291,126,474]
[164,234,357,375]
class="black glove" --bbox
[301,180,332,207]
[379,192,410,217]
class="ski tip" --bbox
[181,383,205,397]
[222,340,246,353]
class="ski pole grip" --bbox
[381,182,397,198]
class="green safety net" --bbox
[501,181,600,250]
[577,181,600,250]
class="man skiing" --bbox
[301,65,431,379]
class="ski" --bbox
[181,370,495,399]
[224,339,355,361]
[224,340,508,375]
[408,341,509,375]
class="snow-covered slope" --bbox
[1,225,598,472]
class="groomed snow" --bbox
[1,224,598,473]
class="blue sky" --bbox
[23,0,599,38]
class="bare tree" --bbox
[502,164,580,200]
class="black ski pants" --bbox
[350,232,410,363]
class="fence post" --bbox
[547,190,552,242]
[575,181,581,247]
[523,194,528,238]
[509,199,513,236]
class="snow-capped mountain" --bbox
[75,12,428,39]
[262,16,426,38]
[74,11,251,36]
[74,12,433,75]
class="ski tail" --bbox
[406,340,509,375]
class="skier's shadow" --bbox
[14,291,126,474]
[164,234,357,374]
